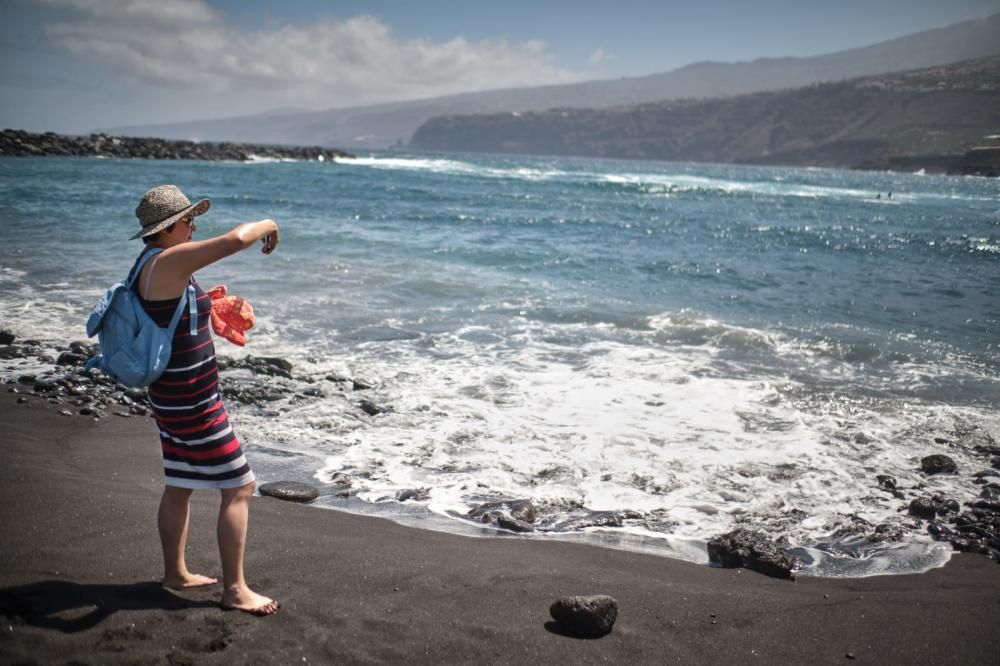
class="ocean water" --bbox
[1,153,998,576]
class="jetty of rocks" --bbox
[0,129,353,162]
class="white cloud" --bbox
[590,48,606,64]
[36,0,582,110]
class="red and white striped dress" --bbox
[134,255,255,489]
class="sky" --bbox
[1,0,998,134]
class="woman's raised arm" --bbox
[161,219,279,278]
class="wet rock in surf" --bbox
[706,528,799,580]
[921,454,957,475]
[908,498,938,520]
[549,595,618,638]
[875,474,905,498]
[259,481,320,503]
[395,488,429,502]
[358,399,389,416]
[0,345,25,360]
[981,486,1000,502]
[548,510,644,532]
[868,523,904,543]
[932,496,960,515]
[468,499,537,524]
[0,329,15,345]
[476,511,535,533]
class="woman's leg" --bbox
[158,485,218,589]
[218,481,279,615]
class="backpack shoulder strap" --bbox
[126,247,164,289]
[165,284,198,337]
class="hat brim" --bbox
[130,198,211,240]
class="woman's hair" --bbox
[142,222,176,245]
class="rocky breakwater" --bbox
[0,129,354,162]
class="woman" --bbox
[129,184,280,616]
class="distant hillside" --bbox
[409,58,1000,173]
[102,14,1000,150]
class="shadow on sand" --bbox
[0,580,216,633]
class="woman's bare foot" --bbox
[221,584,280,616]
[161,573,219,590]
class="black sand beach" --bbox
[2,390,999,664]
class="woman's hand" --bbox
[260,224,279,254]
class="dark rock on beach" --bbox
[921,454,958,475]
[56,351,89,367]
[0,129,354,162]
[707,528,799,580]
[549,595,618,639]
[218,355,293,378]
[222,378,286,405]
[258,481,320,503]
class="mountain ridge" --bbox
[101,13,1000,150]
[409,57,1000,174]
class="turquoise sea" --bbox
[1,152,997,576]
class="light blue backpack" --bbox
[84,248,197,387]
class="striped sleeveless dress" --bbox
[131,250,255,490]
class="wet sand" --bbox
[1,390,998,664]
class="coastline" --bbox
[0,129,354,162]
[2,390,999,664]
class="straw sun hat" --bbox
[131,184,210,240]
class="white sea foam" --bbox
[601,173,886,201]
[244,154,299,163]
[206,309,999,576]
[339,155,570,181]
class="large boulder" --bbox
[549,595,618,638]
[706,528,799,580]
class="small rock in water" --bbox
[549,595,618,638]
[395,489,426,502]
[875,474,897,491]
[0,329,15,345]
[706,528,799,580]
[258,481,320,503]
[921,454,957,475]
[358,399,387,416]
